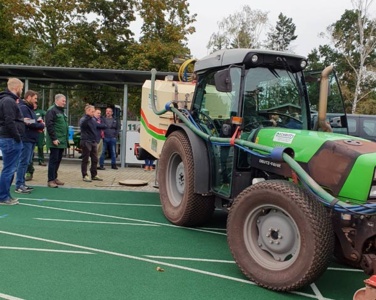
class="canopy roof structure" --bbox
[0,64,177,86]
[0,64,179,167]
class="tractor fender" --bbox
[166,124,210,195]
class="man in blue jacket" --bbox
[0,78,25,205]
[99,107,119,170]
[15,90,45,194]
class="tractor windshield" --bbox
[242,67,308,132]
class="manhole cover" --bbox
[119,179,148,186]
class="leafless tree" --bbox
[329,0,376,113]
[206,5,269,53]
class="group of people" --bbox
[78,105,120,182]
[0,77,121,205]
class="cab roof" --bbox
[194,48,307,73]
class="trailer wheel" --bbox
[227,180,334,291]
[159,130,214,226]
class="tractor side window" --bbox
[195,68,242,136]
[194,68,242,195]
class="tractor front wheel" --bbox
[227,180,334,291]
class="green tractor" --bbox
[140,49,376,291]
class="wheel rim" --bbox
[166,153,185,207]
[244,205,300,270]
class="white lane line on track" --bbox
[20,198,161,207]
[0,293,24,300]
[144,255,235,263]
[35,218,159,227]
[20,203,226,236]
[0,230,323,299]
[144,256,333,299]
[198,227,226,231]
[0,246,93,254]
[327,267,363,272]
[310,283,327,300]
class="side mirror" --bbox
[329,116,342,128]
[328,115,348,128]
[214,69,232,92]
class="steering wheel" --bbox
[243,117,281,131]
[198,110,219,135]
[264,112,302,128]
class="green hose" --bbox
[168,104,348,208]
[149,69,347,209]
[150,69,168,116]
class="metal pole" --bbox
[24,79,29,92]
[120,84,128,168]
[42,89,45,110]
[66,91,69,124]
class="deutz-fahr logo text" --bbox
[259,159,282,168]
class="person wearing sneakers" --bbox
[79,105,103,182]
[0,78,25,205]
[144,159,155,171]
[45,94,69,188]
[15,90,45,194]
[25,102,44,182]
[99,107,119,170]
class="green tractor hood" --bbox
[254,128,376,204]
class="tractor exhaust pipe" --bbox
[317,65,334,132]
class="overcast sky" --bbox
[185,0,357,59]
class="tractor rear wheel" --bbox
[158,130,214,226]
[227,180,334,291]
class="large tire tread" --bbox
[159,130,214,226]
[227,180,334,291]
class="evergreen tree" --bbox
[266,13,297,51]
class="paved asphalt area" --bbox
[6,157,159,192]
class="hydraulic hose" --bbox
[150,69,168,116]
[165,103,376,215]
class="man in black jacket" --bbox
[79,105,103,182]
[0,78,24,205]
[15,90,45,194]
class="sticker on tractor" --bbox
[273,132,296,144]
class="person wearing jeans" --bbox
[15,90,44,194]
[0,78,25,205]
[144,159,154,171]
[99,107,119,170]
[100,137,117,169]
[0,139,23,203]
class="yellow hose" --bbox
[178,58,197,82]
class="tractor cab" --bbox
[191,49,347,198]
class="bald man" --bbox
[0,78,25,204]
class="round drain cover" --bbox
[119,179,148,186]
